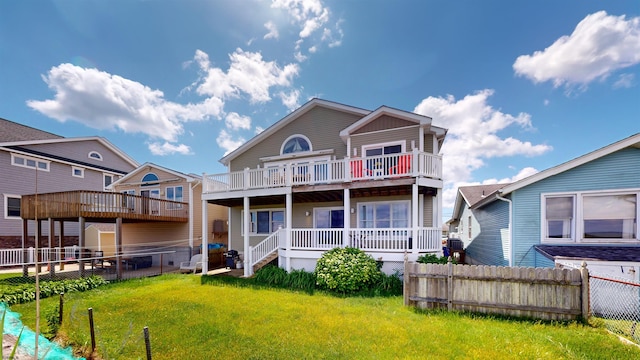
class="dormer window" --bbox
[141,173,159,186]
[89,151,103,161]
[281,135,311,155]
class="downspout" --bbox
[495,192,512,267]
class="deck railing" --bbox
[203,150,442,194]
[0,246,80,267]
[20,190,188,221]
[249,227,442,270]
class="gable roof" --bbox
[110,162,199,188]
[219,98,372,166]
[474,133,640,209]
[339,105,447,142]
[0,117,63,142]
[450,183,507,221]
[1,136,139,172]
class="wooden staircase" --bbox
[252,250,278,273]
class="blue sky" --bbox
[1,0,639,219]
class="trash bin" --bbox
[225,250,239,269]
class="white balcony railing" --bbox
[203,150,442,194]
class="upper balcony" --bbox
[203,150,442,195]
[21,190,189,223]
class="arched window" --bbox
[141,173,159,186]
[281,135,311,155]
[88,151,103,161]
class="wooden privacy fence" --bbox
[403,259,589,321]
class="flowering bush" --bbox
[315,247,381,294]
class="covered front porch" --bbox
[249,227,442,275]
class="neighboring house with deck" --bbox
[0,117,139,249]
[449,133,640,281]
[109,162,228,268]
[201,98,447,276]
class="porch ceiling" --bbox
[206,179,437,207]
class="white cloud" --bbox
[148,142,192,156]
[264,21,279,40]
[613,73,635,88]
[255,126,265,135]
[278,89,300,111]
[26,63,222,144]
[225,112,252,130]
[271,0,342,59]
[513,11,640,90]
[216,129,245,156]
[414,90,552,209]
[194,48,299,104]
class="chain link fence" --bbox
[559,261,640,344]
[590,273,640,343]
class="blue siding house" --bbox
[450,133,640,280]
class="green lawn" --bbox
[9,274,640,359]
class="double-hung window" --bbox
[4,195,21,219]
[242,209,285,235]
[544,196,575,240]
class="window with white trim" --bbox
[166,186,183,209]
[104,174,115,189]
[11,154,49,171]
[542,191,638,243]
[241,209,285,235]
[72,167,84,178]
[281,134,311,154]
[358,201,410,228]
[4,195,21,219]
[583,194,636,239]
[88,151,103,160]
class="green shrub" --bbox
[417,253,453,264]
[43,304,60,339]
[0,276,108,306]
[253,265,316,294]
[315,247,381,294]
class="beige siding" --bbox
[351,126,418,155]
[230,106,362,171]
[122,222,190,247]
[353,115,415,134]
[423,196,434,227]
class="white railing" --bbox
[203,151,442,194]
[0,246,81,267]
[290,229,345,249]
[250,228,283,267]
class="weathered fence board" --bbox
[404,259,587,321]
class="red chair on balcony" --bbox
[389,154,412,176]
[351,159,373,179]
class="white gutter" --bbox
[495,193,513,266]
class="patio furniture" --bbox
[180,254,203,273]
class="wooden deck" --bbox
[20,190,188,223]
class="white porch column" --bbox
[434,188,442,228]
[343,188,350,247]
[243,196,251,277]
[412,183,419,254]
[286,192,292,272]
[201,199,209,274]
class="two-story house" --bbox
[0,118,138,250]
[201,98,447,276]
[110,162,228,269]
